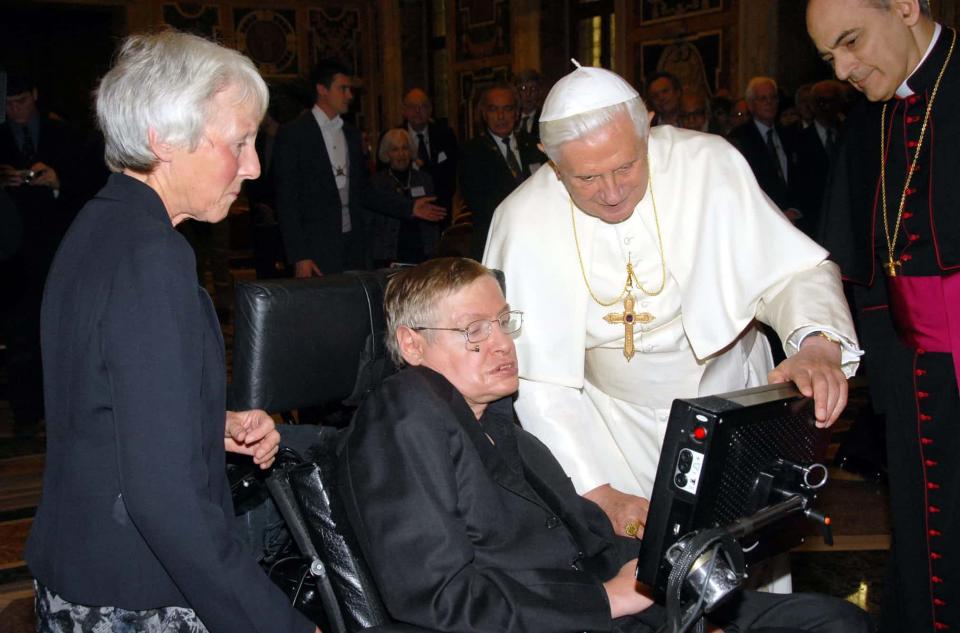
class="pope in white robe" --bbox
[482,64,861,536]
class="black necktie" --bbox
[500,136,521,180]
[825,128,837,157]
[766,128,785,184]
[20,125,36,163]
[417,132,430,165]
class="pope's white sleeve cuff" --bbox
[786,326,864,378]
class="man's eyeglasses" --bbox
[411,310,524,345]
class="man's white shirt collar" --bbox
[896,23,942,98]
[312,104,343,130]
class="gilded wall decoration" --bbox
[234,9,298,77]
[637,31,721,97]
[308,6,363,76]
[455,0,510,62]
[161,2,221,40]
[637,0,722,24]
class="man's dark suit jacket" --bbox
[27,173,313,633]
[0,115,81,292]
[792,123,843,240]
[273,110,414,273]
[405,120,459,214]
[517,107,541,144]
[728,120,801,214]
[459,130,546,259]
[339,366,640,633]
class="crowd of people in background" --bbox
[0,59,860,439]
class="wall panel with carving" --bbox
[448,0,513,140]
[628,0,737,97]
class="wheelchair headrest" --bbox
[231,270,395,413]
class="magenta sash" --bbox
[888,272,960,396]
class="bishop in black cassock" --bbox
[809,2,960,631]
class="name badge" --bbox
[410,186,427,197]
[437,151,448,163]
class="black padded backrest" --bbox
[287,429,390,632]
[231,270,395,412]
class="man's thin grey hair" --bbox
[96,30,269,173]
[379,128,411,164]
[384,258,497,366]
[539,97,650,164]
[745,76,778,101]
[866,0,932,17]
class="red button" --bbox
[934,598,947,606]
[916,369,928,376]
[908,140,919,148]
[934,622,949,630]
[901,253,913,262]
[922,438,935,445]
[920,414,933,421]
[930,528,943,536]
[903,212,914,219]
[919,391,930,398]
[932,552,943,560]
[933,576,944,583]
[928,482,941,490]
[909,96,919,105]
[910,233,921,242]
[926,459,939,467]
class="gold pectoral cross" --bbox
[604,293,655,361]
[885,258,902,277]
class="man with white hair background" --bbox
[483,63,862,543]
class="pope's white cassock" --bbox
[483,125,861,499]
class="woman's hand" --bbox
[224,409,281,469]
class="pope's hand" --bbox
[583,483,650,539]
[224,409,281,469]
[768,334,846,427]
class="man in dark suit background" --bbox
[793,80,845,239]
[514,68,545,144]
[646,71,683,127]
[399,88,459,216]
[459,83,546,260]
[0,74,80,435]
[729,76,802,224]
[273,60,445,276]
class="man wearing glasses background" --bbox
[729,76,804,225]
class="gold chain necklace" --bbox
[570,164,667,306]
[880,27,956,277]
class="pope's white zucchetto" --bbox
[539,60,640,122]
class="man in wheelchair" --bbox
[338,257,872,633]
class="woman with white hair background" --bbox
[368,127,439,266]
[26,31,318,633]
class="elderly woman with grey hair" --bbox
[369,128,439,266]
[25,31,318,633]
